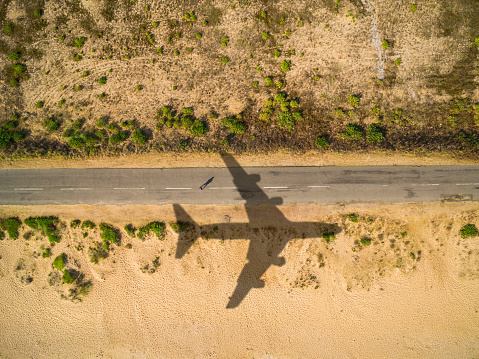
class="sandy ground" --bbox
[1,150,478,169]
[1,201,479,358]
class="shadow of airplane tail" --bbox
[173,204,200,259]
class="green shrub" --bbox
[366,124,385,144]
[109,131,129,144]
[131,129,148,145]
[137,222,166,240]
[153,21,159,27]
[42,247,52,258]
[221,36,229,47]
[59,34,66,41]
[221,56,229,64]
[261,31,270,40]
[265,76,274,86]
[315,136,330,148]
[348,213,359,222]
[190,120,207,136]
[62,270,75,284]
[70,219,81,228]
[67,136,86,148]
[135,84,143,91]
[35,101,44,108]
[170,221,190,232]
[43,118,60,132]
[196,33,202,39]
[125,224,136,236]
[58,99,65,106]
[82,71,89,77]
[0,217,22,239]
[8,52,21,62]
[0,129,12,148]
[460,224,478,238]
[53,254,66,270]
[24,216,61,243]
[382,40,389,49]
[394,58,402,66]
[348,94,360,108]
[274,93,286,103]
[99,223,120,245]
[281,60,291,71]
[410,4,417,11]
[34,9,43,17]
[221,117,246,134]
[339,124,363,141]
[88,241,109,263]
[360,237,372,246]
[3,23,13,35]
[98,76,107,85]
[9,79,19,88]
[81,220,95,229]
[74,37,87,48]
[322,231,335,243]
[277,111,294,132]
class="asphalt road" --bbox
[0,166,478,205]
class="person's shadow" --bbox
[174,154,341,308]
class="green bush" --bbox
[360,237,372,246]
[196,33,202,39]
[382,40,389,49]
[70,219,81,228]
[135,84,143,91]
[82,220,95,229]
[99,223,120,245]
[58,99,65,106]
[221,56,229,64]
[0,217,22,239]
[0,129,12,148]
[277,111,294,132]
[125,224,136,236]
[131,129,148,145]
[137,222,166,240]
[348,213,359,223]
[35,101,44,109]
[24,216,61,243]
[67,136,86,148]
[98,76,107,85]
[190,120,207,136]
[394,58,402,66]
[281,60,291,71]
[315,136,330,148]
[109,131,129,144]
[274,93,286,103]
[43,118,60,132]
[9,79,19,88]
[170,221,190,232]
[274,49,281,58]
[62,270,75,284]
[42,247,52,258]
[221,117,246,134]
[0,231,4,240]
[410,4,417,11]
[366,124,385,144]
[53,254,66,270]
[348,94,360,108]
[34,9,43,17]
[88,241,109,263]
[460,224,478,238]
[74,37,87,48]
[322,231,335,244]
[339,124,363,141]
[3,23,14,35]
[8,52,21,62]
[261,31,270,40]
[265,76,274,86]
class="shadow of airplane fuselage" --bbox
[174,154,340,308]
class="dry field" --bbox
[0,0,479,160]
[1,202,479,358]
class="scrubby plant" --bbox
[460,224,478,238]
[98,76,107,85]
[137,222,166,240]
[82,71,89,77]
[35,101,44,109]
[252,81,259,87]
[410,4,417,11]
[153,21,159,27]
[53,254,66,271]
[348,94,360,108]
[277,111,294,131]
[360,237,372,246]
[265,76,274,86]
[196,33,202,39]
[62,270,75,284]
[24,216,61,243]
[42,247,52,258]
[70,219,81,228]
[394,58,402,66]
[322,231,335,244]
[281,60,291,72]
[173,49,180,56]
[221,36,229,47]
[43,117,60,132]
[274,49,281,58]
[261,31,270,40]
[3,23,14,35]
[99,223,120,245]
[124,224,136,236]
[34,9,43,17]
[131,129,148,145]
[109,131,129,144]
[348,213,359,222]
[170,221,190,232]
[88,241,109,263]
[75,85,83,91]
[382,40,389,49]
[0,217,22,239]
[59,34,66,41]
[339,124,363,141]
[58,99,65,106]
[74,37,87,48]
[81,220,95,229]
[315,136,330,148]
[366,124,385,144]
[184,11,196,22]
[190,120,207,136]
[221,56,229,64]
[221,116,246,134]
[9,79,19,88]
[8,52,21,62]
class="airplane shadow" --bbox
[174,154,341,308]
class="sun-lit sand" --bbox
[1,202,478,358]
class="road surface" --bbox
[0,166,478,205]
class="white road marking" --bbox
[263,186,288,189]
[61,188,92,191]
[165,187,191,190]
[308,185,330,188]
[114,187,145,190]
[14,188,43,191]
[455,183,479,186]
[382,185,388,187]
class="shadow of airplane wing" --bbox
[173,203,197,259]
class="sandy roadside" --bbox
[0,150,478,169]
[0,202,478,358]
